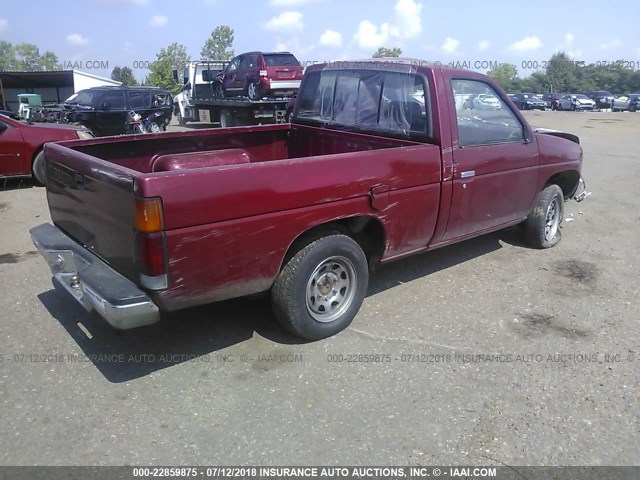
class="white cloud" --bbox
[319,29,343,47]
[150,15,168,27]
[264,11,304,32]
[505,36,542,53]
[354,0,422,49]
[390,0,422,38]
[0,18,8,31]
[354,20,391,49]
[477,40,490,51]
[441,37,460,54]
[66,34,89,46]
[564,33,575,44]
[268,0,311,6]
[599,38,621,50]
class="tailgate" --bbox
[44,142,139,282]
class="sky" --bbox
[0,0,638,81]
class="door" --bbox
[0,120,26,176]
[95,91,127,135]
[442,78,539,240]
[223,56,242,94]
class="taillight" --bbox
[259,69,268,77]
[135,197,164,233]
[134,198,167,290]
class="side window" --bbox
[227,57,240,72]
[129,91,151,109]
[239,56,251,69]
[101,91,126,111]
[452,79,524,147]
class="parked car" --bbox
[612,94,640,112]
[612,95,631,111]
[558,94,596,111]
[471,94,501,110]
[30,60,587,340]
[512,93,546,110]
[542,93,564,111]
[585,91,615,110]
[0,113,93,185]
[0,109,21,121]
[63,86,173,136]
[214,51,304,101]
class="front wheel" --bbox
[271,234,369,340]
[32,151,46,186]
[524,184,564,248]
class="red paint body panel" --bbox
[0,114,87,178]
[42,62,584,313]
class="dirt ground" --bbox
[0,111,638,466]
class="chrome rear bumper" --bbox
[30,223,160,329]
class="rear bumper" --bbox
[30,223,160,330]
[264,79,302,91]
[571,176,590,202]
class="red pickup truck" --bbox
[30,60,588,340]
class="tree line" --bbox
[488,52,640,94]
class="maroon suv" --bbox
[214,51,303,101]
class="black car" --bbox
[63,86,173,136]
[584,91,615,110]
[0,109,21,121]
[542,93,564,111]
[512,92,546,110]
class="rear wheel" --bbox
[271,234,369,340]
[524,184,564,248]
[148,121,161,133]
[32,151,46,187]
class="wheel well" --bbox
[280,216,386,271]
[545,170,580,198]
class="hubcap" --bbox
[248,83,256,99]
[544,195,561,242]
[306,256,357,323]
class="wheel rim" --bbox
[248,83,256,99]
[306,256,357,323]
[544,195,561,242]
[149,122,161,133]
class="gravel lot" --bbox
[0,111,638,466]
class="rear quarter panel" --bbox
[137,144,442,310]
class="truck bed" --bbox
[44,123,442,310]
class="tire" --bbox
[219,109,234,128]
[630,104,637,112]
[524,184,564,249]
[570,104,576,111]
[271,234,369,340]
[148,121,161,133]
[213,82,224,98]
[32,151,46,187]
[176,108,187,126]
[247,80,263,101]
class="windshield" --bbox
[296,69,429,138]
[574,94,589,99]
[65,91,94,106]
[264,54,300,67]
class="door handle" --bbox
[461,170,475,178]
